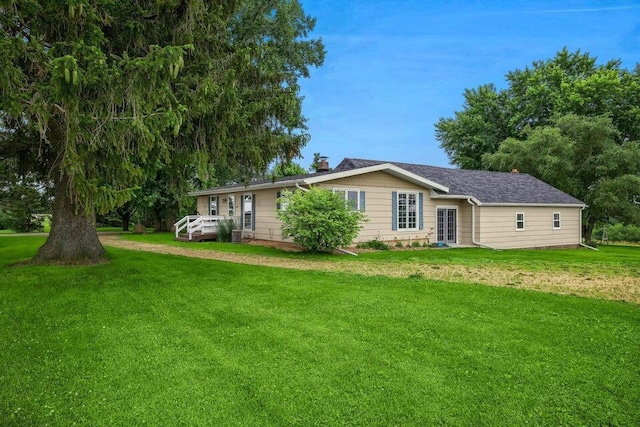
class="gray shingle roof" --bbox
[334,158,585,205]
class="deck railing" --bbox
[174,215,228,241]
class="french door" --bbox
[437,208,457,244]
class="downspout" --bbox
[578,206,598,250]
[295,183,309,192]
[467,197,498,250]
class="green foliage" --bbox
[595,223,640,243]
[277,188,367,252]
[395,241,404,248]
[216,219,237,243]
[437,48,640,167]
[0,0,325,260]
[356,239,391,251]
[411,241,422,247]
[0,159,49,233]
[269,161,308,178]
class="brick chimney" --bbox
[317,156,329,172]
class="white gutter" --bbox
[467,197,498,250]
[295,183,309,192]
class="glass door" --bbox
[437,208,457,244]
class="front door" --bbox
[437,208,457,244]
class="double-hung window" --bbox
[334,189,363,211]
[209,196,218,216]
[516,212,525,231]
[398,192,418,230]
[553,212,561,229]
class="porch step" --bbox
[175,232,218,242]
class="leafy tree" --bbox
[436,84,512,169]
[483,114,640,240]
[436,48,640,168]
[270,161,307,178]
[1,1,324,263]
[277,188,367,252]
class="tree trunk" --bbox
[33,172,107,264]
[122,211,131,232]
[583,222,594,243]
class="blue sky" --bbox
[296,0,640,169]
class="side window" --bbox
[516,212,525,231]
[553,212,561,229]
[209,196,218,216]
[333,189,364,211]
[228,195,235,217]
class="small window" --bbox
[334,189,360,210]
[276,191,288,211]
[553,212,561,229]
[516,212,525,231]
[228,195,235,217]
[209,196,218,216]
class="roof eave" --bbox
[304,163,449,192]
[188,178,307,196]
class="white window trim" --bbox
[516,212,525,231]
[397,190,420,231]
[435,205,459,244]
[553,212,561,229]
[333,188,361,211]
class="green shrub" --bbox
[411,241,421,247]
[395,242,403,248]
[356,239,390,251]
[277,188,367,252]
[216,219,236,243]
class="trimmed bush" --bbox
[217,219,237,242]
[356,239,390,251]
[277,188,367,252]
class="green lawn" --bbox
[125,232,640,276]
[1,236,639,425]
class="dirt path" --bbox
[100,236,640,304]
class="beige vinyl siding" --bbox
[457,202,473,245]
[477,206,581,249]
[318,171,434,244]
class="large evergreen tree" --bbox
[0,0,324,263]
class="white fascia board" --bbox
[430,191,481,204]
[480,202,587,208]
[304,163,449,192]
[188,179,305,197]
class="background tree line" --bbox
[436,48,640,241]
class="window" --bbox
[516,212,525,231]
[209,196,218,216]
[228,195,235,217]
[553,212,561,229]
[243,194,253,230]
[333,189,363,211]
[398,192,418,230]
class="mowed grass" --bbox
[126,232,640,277]
[1,237,639,425]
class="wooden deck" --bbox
[175,232,218,242]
